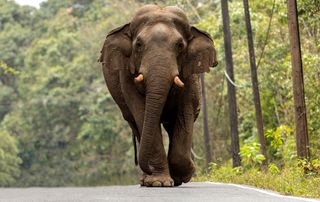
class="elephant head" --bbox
[100,5,217,175]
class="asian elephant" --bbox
[99,5,217,187]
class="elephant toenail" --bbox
[152,181,162,187]
[163,181,173,187]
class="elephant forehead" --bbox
[139,23,180,43]
[134,5,187,17]
[132,12,179,28]
[149,23,173,37]
[131,6,190,38]
[133,5,188,23]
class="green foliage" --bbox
[268,163,280,174]
[265,125,295,161]
[0,61,19,75]
[265,125,287,149]
[0,130,22,186]
[239,142,266,168]
[195,162,320,198]
[194,1,320,197]
[299,159,320,176]
[194,0,319,164]
[0,0,140,186]
[0,83,16,120]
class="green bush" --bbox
[265,125,295,162]
[299,159,320,176]
[268,163,280,174]
[239,142,266,168]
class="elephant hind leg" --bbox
[111,93,140,165]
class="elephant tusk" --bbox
[134,74,144,84]
[174,76,184,87]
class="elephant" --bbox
[99,4,217,187]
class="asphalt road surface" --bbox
[0,182,319,202]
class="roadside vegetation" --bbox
[193,0,320,197]
[195,124,320,198]
[195,162,320,198]
[195,156,320,198]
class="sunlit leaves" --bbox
[240,142,266,167]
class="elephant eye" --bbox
[135,39,144,51]
[176,40,185,52]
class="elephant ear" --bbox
[182,26,218,78]
[99,23,134,73]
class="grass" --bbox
[194,163,320,198]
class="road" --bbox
[0,182,319,202]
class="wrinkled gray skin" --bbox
[99,5,217,187]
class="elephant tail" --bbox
[133,134,138,165]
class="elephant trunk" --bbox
[138,69,172,175]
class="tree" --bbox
[242,0,268,168]
[221,0,241,167]
[287,0,310,159]
[200,73,212,168]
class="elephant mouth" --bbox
[135,82,146,96]
[134,73,184,88]
[133,73,184,98]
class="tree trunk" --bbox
[221,0,241,167]
[243,0,268,169]
[287,0,310,159]
[200,73,212,168]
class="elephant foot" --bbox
[141,173,174,187]
[169,158,195,186]
[139,172,147,186]
[172,172,193,186]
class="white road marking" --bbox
[206,181,320,202]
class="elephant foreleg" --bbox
[142,125,173,187]
[167,77,200,186]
